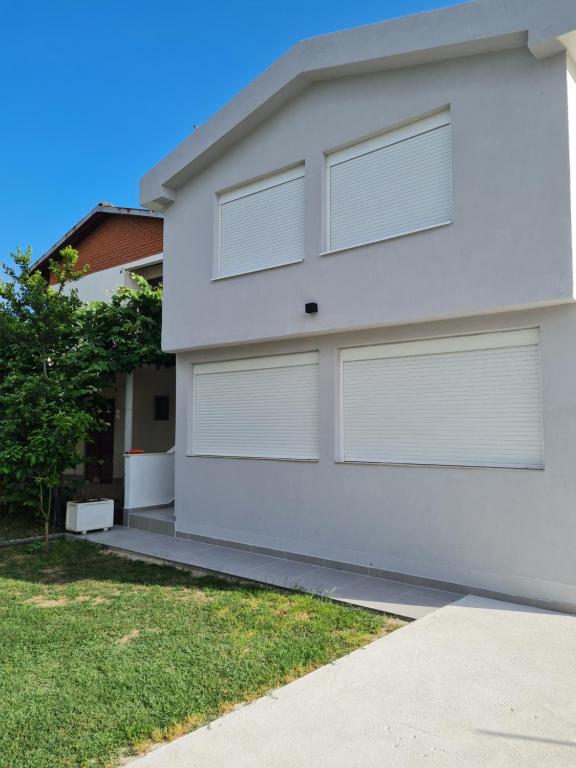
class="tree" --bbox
[0,246,92,543]
[78,273,172,377]
[0,247,170,544]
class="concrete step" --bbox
[127,507,175,537]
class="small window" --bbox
[154,395,170,421]
[326,111,452,252]
[217,166,305,278]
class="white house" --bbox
[140,0,576,610]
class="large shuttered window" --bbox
[326,111,452,252]
[192,352,319,459]
[217,166,305,278]
[340,330,544,469]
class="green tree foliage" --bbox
[0,247,170,544]
[79,274,173,377]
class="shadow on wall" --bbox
[477,731,576,749]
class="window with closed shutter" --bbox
[340,330,544,469]
[327,111,452,252]
[192,352,319,459]
[218,166,305,278]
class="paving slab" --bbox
[84,526,459,619]
[127,596,576,767]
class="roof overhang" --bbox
[31,204,163,273]
[140,0,576,211]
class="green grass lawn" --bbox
[0,539,404,768]
[0,509,43,541]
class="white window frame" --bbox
[324,110,452,254]
[189,351,320,460]
[193,352,318,376]
[338,328,544,469]
[215,165,306,279]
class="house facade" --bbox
[140,0,576,610]
[34,204,175,512]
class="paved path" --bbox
[85,526,458,619]
[127,596,576,767]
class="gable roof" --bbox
[31,203,163,272]
[140,0,576,211]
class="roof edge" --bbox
[140,0,576,210]
[31,204,163,273]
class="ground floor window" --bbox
[340,329,544,469]
[191,352,319,460]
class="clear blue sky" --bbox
[0,0,465,263]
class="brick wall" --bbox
[47,214,163,282]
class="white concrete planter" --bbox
[66,499,114,534]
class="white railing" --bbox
[124,452,175,510]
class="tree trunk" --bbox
[39,484,51,549]
[52,484,62,532]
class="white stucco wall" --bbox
[157,41,576,610]
[69,263,126,303]
[174,305,576,610]
[68,253,163,304]
[124,452,175,510]
[161,48,574,353]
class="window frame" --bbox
[324,110,452,254]
[214,164,306,280]
[189,351,320,461]
[337,328,544,470]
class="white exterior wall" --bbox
[69,263,126,303]
[154,41,576,608]
[68,252,163,303]
[568,57,576,293]
[175,305,576,610]
[161,49,574,353]
[124,452,175,510]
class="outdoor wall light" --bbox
[305,302,318,314]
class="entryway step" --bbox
[127,507,175,537]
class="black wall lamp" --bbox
[305,302,318,315]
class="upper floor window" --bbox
[326,110,452,253]
[217,165,305,279]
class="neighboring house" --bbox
[33,203,175,513]
[140,0,576,610]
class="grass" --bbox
[0,539,404,768]
[0,509,43,541]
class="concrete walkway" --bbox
[128,596,576,767]
[85,526,458,619]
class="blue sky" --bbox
[0,0,465,263]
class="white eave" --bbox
[140,0,576,211]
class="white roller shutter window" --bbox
[218,166,305,278]
[327,112,452,252]
[192,352,319,459]
[341,330,544,469]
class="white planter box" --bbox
[66,499,114,534]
